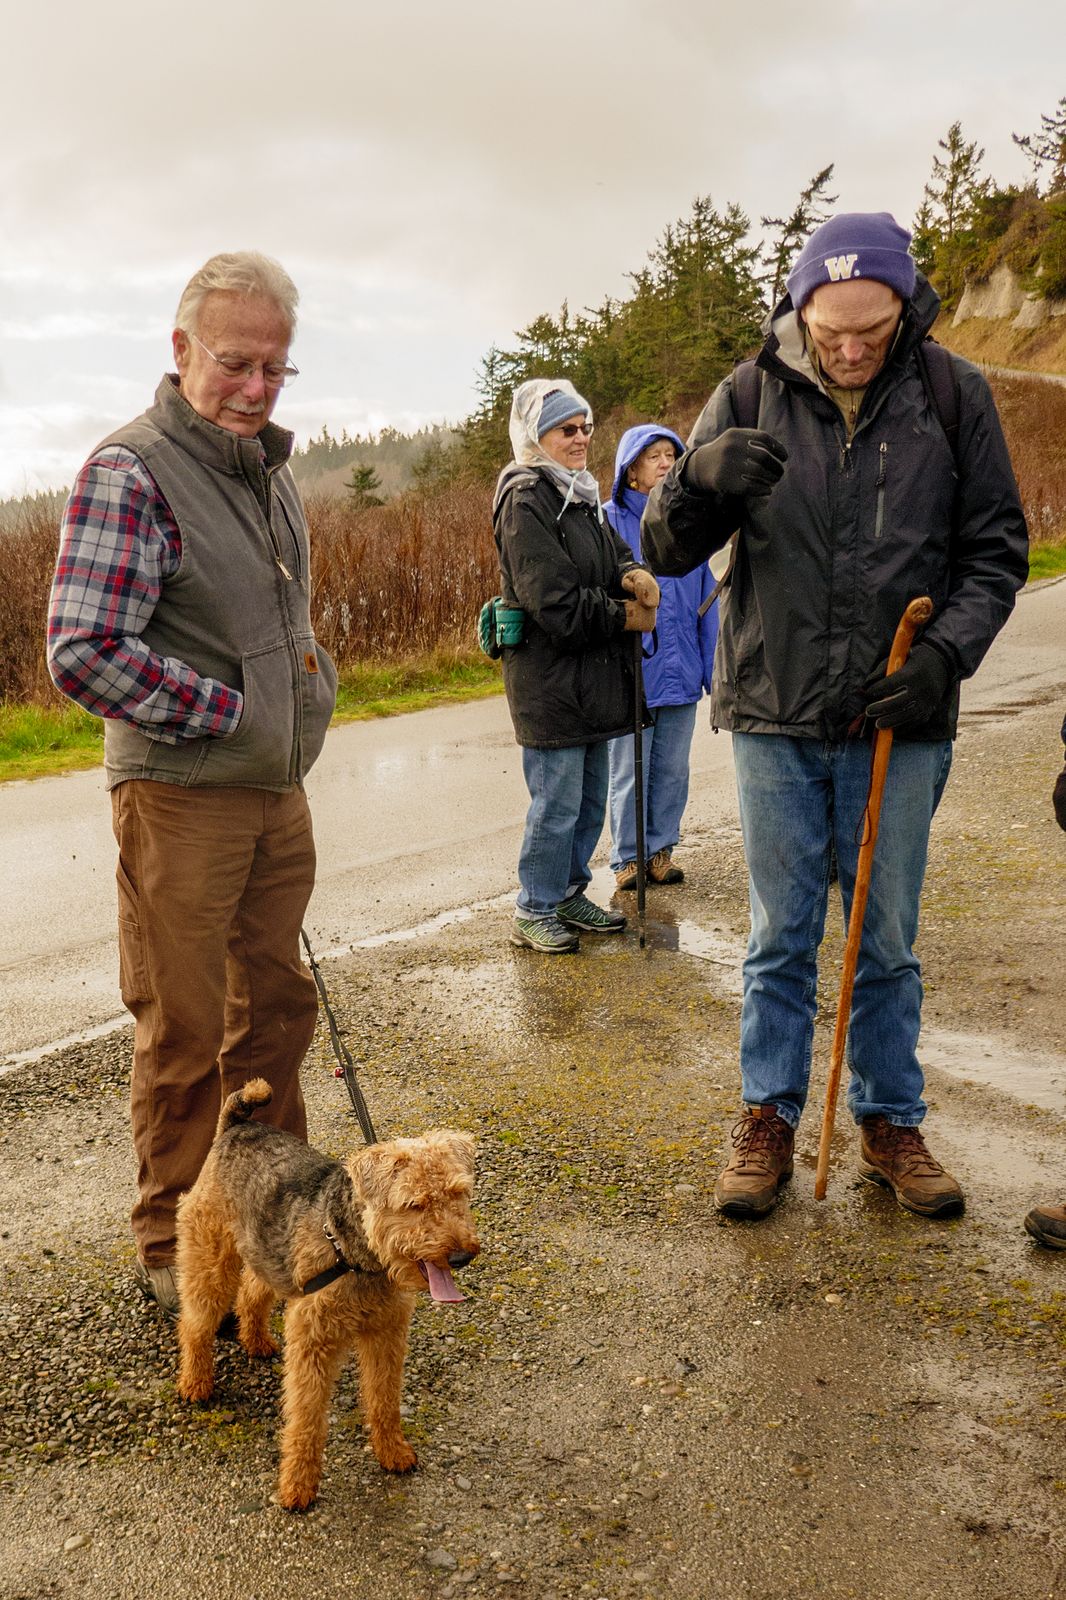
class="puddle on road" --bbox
[921,1030,1066,1114]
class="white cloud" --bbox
[1,0,1062,491]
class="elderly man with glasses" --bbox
[47,251,337,1317]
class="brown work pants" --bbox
[110,780,318,1265]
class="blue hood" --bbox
[610,424,686,506]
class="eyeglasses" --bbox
[558,421,594,439]
[190,332,299,389]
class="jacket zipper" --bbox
[874,443,888,539]
[259,462,295,582]
[273,484,306,584]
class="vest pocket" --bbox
[198,641,296,786]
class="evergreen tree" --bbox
[344,463,385,509]
[910,197,938,278]
[921,121,988,305]
[1013,95,1066,196]
[760,165,838,303]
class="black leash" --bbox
[300,927,379,1146]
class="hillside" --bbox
[935,310,1066,373]
[934,263,1066,373]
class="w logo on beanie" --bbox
[824,254,859,282]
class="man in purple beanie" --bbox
[643,212,1028,1222]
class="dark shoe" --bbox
[858,1117,965,1217]
[556,892,626,935]
[614,861,639,892]
[133,1259,180,1319]
[510,915,579,954]
[1024,1200,1066,1249]
[714,1104,795,1219]
[647,848,684,885]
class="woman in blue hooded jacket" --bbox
[605,425,718,889]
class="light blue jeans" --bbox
[516,742,609,918]
[607,701,699,869]
[732,733,953,1130]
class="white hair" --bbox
[174,251,299,338]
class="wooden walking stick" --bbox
[633,632,647,948]
[813,596,934,1200]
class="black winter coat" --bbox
[493,467,643,748]
[642,276,1029,742]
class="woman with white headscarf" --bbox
[492,378,660,953]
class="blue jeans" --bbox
[732,733,953,1130]
[516,742,609,917]
[607,702,699,869]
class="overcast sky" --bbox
[2,0,1062,497]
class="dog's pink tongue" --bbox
[421,1260,465,1304]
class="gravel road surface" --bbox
[2,583,1065,1600]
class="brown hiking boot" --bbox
[858,1117,964,1217]
[614,861,639,891]
[714,1105,795,1219]
[647,848,684,884]
[1024,1200,1066,1250]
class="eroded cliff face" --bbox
[938,264,1066,372]
[953,263,1066,329]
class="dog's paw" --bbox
[276,1475,318,1513]
[240,1330,280,1360]
[176,1375,214,1404]
[376,1440,418,1474]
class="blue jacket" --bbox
[605,424,717,709]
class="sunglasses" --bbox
[558,421,594,439]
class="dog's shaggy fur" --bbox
[175,1079,478,1510]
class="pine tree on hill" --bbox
[1013,96,1066,197]
[760,165,838,304]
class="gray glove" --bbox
[684,429,788,499]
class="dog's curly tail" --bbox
[217,1077,273,1137]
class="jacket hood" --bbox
[610,424,686,505]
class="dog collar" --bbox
[300,1222,358,1296]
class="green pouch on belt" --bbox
[477,597,525,658]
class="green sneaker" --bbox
[556,893,626,935]
[510,915,579,954]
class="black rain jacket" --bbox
[641,275,1029,742]
[493,466,645,748]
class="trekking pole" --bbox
[633,632,647,949]
[813,596,934,1201]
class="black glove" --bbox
[684,429,788,499]
[862,643,953,730]
[1054,765,1066,831]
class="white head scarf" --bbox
[501,377,602,521]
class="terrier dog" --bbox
[175,1079,478,1510]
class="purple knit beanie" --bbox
[786,213,916,310]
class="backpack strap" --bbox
[916,337,961,467]
[730,358,762,430]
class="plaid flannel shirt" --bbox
[47,447,244,743]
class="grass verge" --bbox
[1,650,503,784]
[1028,538,1066,583]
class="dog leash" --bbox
[300,928,379,1146]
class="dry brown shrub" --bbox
[987,374,1066,544]
[0,501,63,702]
[307,479,497,667]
